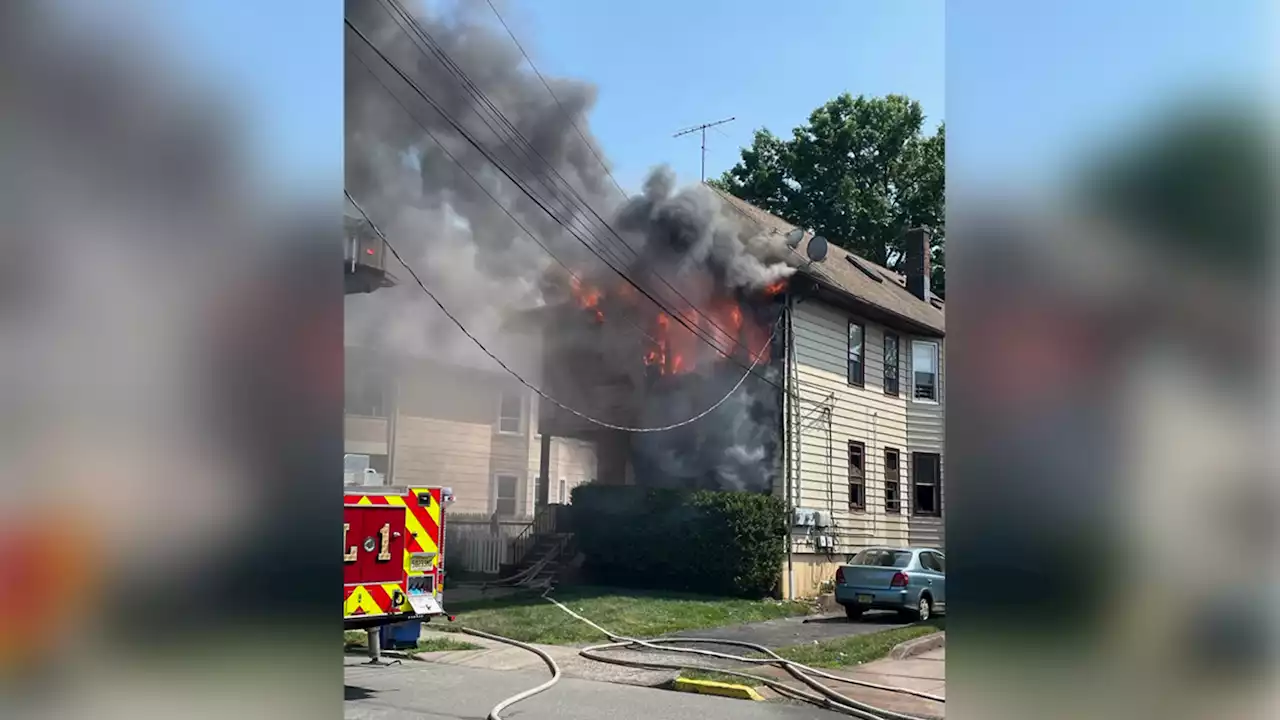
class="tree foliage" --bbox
[714,94,945,295]
[1077,99,1268,285]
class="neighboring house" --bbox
[343,347,597,520]
[711,189,945,599]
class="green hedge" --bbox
[569,484,788,598]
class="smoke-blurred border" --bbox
[946,1,1277,719]
[1,1,344,718]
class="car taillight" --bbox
[835,568,845,585]
[890,572,909,588]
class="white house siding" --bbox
[781,299,944,598]
[905,336,945,549]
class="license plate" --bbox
[856,594,874,604]
[409,553,436,572]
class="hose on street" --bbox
[457,627,561,720]
[454,587,942,720]
[540,589,942,717]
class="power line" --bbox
[346,14,765,367]
[481,0,629,200]
[346,23,794,400]
[346,47,662,348]
[345,188,775,434]
[375,0,640,273]
[365,1,763,365]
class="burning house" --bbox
[523,183,946,599]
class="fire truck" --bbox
[343,481,453,630]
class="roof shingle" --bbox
[708,185,945,335]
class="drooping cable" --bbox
[346,188,775,434]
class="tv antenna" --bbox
[673,116,735,182]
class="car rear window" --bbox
[850,549,913,568]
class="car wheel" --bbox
[844,605,864,620]
[915,595,932,622]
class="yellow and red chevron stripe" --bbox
[344,487,445,622]
[343,582,410,617]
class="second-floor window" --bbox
[848,440,866,510]
[345,365,387,417]
[884,448,901,513]
[847,322,865,387]
[911,452,942,517]
[884,333,900,396]
[497,391,523,434]
[912,340,939,402]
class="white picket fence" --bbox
[445,524,520,575]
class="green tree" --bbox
[714,94,945,295]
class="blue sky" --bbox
[138,0,1267,197]
[490,0,945,193]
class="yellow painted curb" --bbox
[672,677,764,701]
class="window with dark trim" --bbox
[884,448,901,513]
[847,322,865,386]
[848,441,866,510]
[883,333,900,396]
[911,452,942,516]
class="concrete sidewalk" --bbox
[752,646,946,719]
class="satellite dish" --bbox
[806,236,829,263]
[784,228,804,248]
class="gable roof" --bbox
[708,186,945,335]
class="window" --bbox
[558,478,567,504]
[847,322,865,386]
[345,365,387,417]
[494,474,519,517]
[497,391,523,434]
[883,333,900,396]
[925,552,945,574]
[912,341,939,401]
[884,448,901,513]
[911,452,942,516]
[849,549,913,568]
[848,440,865,510]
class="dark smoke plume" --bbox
[345,0,798,491]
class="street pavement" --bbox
[343,656,849,720]
[667,610,912,649]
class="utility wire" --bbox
[376,0,640,273]
[346,15,782,382]
[345,188,775,434]
[365,2,762,364]
[346,21,795,400]
[347,48,663,348]
[481,0,629,200]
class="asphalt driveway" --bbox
[666,610,911,650]
[344,657,847,719]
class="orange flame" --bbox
[764,279,787,296]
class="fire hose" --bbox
[460,587,943,720]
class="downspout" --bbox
[784,292,795,601]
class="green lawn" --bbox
[775,619,944,668]
[678,619,945,685]
[443,586,813,645]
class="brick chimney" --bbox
[905,227,932,302]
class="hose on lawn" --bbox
[542,589,942,720]
[457,627,561,720]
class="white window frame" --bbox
[911,340,940,404]
[496,390,523,435]
[492,473,520,517]
[558,478,567,504]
